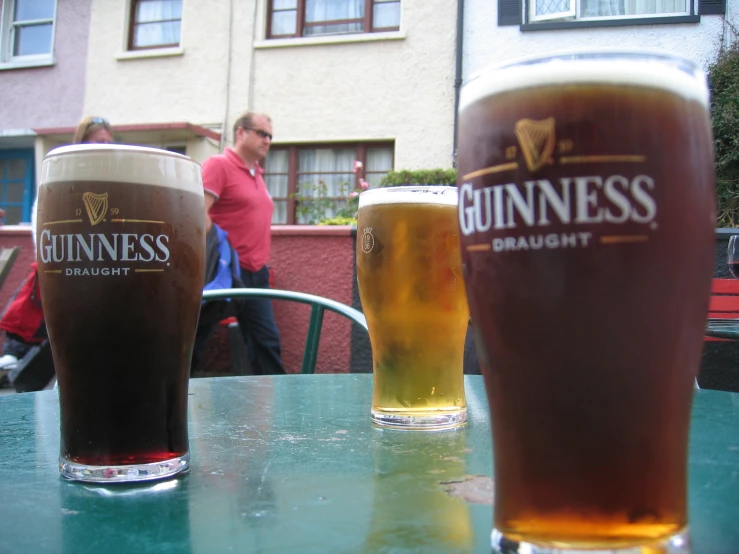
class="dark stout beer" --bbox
[457,53,715,551]
[37,145,205,482]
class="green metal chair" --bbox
[201,288,368,374]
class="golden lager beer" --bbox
[357,186,468,429]
[457,52,715,553]
[37,144,205,483]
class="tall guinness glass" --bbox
[457,52,715,553]
[37,144,206,483]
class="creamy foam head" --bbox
[460,50,710,112]
[40,144,203,195]
[358,185,458,208]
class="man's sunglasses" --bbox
[243,127,273,140]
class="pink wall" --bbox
[0,226,357,374]
[0,0,92,129]
[270,227,356,373]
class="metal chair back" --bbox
[201,288,368,374]
[0,246,20,292]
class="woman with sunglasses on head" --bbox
[73,116,114,145]
[0,116,115,389]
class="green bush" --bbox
[318,215,357,226]
[379,168,457,187]
[709,41,739,227]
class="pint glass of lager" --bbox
[457,52,715,552]
[357,186,468,429]
[37,144,206,483]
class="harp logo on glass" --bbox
[39,191,171,276]
[362,227,375,254]
[459,117,658,252]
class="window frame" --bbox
[500,0,703,29]
[529,0,575,23]
[527,0,695,26]
[0,148,36,225]
[128,0,183,51]
[0,0,57,67]
[266,0,400,40]
[264,141,394,224]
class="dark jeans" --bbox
[235,265,285,375]
[192,265,285,375]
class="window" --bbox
[498,0,710,27]
[531,0,688,22]
[0,0,56,64]
[264,143,394,224]
[165,145,187,156]
[0,149,35,225]
[129,0,182,50]
[268,0,400,39]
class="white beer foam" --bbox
[460,50,710,111]
[358,186,458,208]
[40,144,203,195]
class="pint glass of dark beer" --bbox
[37,144,206,483]
[457,52,715,552]
[357,186,468,429]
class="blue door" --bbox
[0,149,35,225]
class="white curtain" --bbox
[135,0,182,47]
[264,151,289,224]
[623,0,685,13]
[271,0,298,36]
[581,0,685,16]
[298,148,355,220]
[581,0,623,16]
[305,0,364,35]
[373,0,400,28]
[365,147,393,187]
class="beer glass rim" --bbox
[40,143,203,193]
[460,48,709,111]
[358,185,458,208]
[45,143,194,162]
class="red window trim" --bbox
[265,142,394,224]
[266,0,400,39]
[128,0,182,51]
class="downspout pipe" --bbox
[452,0,465,168]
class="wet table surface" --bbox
[0,375,738,554]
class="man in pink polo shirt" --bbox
[201,111,285,375]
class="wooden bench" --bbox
[701,278,739,392]
[706,278,739,341]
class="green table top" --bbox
[0,375,737,554]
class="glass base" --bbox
[60,453,190,483]
[491,527,690,553]
[371,408,467,430]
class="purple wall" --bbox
[0,0,92,129]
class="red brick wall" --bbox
[0,226,356,375]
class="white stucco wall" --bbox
[463,1,738,79]
[83,0,231,127]
[238,0,459,170]
[83,0,459,171]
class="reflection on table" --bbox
[0,375,737,554]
